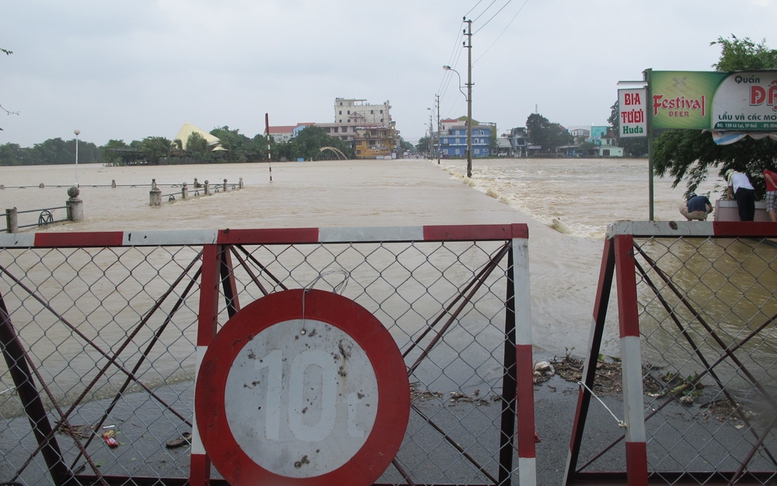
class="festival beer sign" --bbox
[711,71,777,131]
[650,71,728,130]
[618,88,647,137]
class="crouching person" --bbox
[679,193,713,221]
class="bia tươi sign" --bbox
[618,88,647,137]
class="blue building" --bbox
[439,117,495,158]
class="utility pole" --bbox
[427,109,433,158]
[436,94,441,164]
[464,17,473,178]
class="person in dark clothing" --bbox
[679,193,713,220]
[726,169,756,221]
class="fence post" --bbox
[182,182,189,200]
[150,178,162,206]
[223,179,227,192]
[204,180,210,196]
[66,186,84,222]
[5,207,18,233]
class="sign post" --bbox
[618,82,650,218]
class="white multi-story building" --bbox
[334,98,391,125]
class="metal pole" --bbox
[465,18,473,178]
[265,113,273,182]
[436,94,441,164]
[645,69,654,221]
[74,129,80,187]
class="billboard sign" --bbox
[618,88,647,137]
[649,70,777,131]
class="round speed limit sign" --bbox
[195,289,410,486]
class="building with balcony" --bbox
[439,117,496,158]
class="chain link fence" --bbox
[0,225,534,486]
[567,222,777,485]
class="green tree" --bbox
[415,136,431,154]
[101,139,129,165]
[279,126,353,161]
[399,138,414,153]
[526,113,572,153]
[210,126,251,163]
[653,35,777,197]
[186,132,212,162]
[0,143,25,165]
[140,136,173,164]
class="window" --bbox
[347,110,351,114]
[455,149,461,155]
[370,110,374,114]
[380,110,383,114]
[339,111,342,115]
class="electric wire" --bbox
[474,0,513,34]
[475,0,530,63]
[470,0,499,23]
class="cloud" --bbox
[1,0,775,147]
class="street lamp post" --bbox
[443,65,472,177]
[74,129,81,187]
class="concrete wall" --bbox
[713,199,770,222]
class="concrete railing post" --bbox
[239,177,243,189]
[66,186,83,222]
[182,182,188,200]
[150,178,162,206]
[223,179,228,192]
[6,207,18,233]
[204,180,210,196]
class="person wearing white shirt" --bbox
[726,169,756,221]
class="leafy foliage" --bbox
[0,138,100,166]
[653,35,777,197]
[415,136,431,154]
[525,113,572,152]
[275,126,354,161]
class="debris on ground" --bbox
[533,361,556,384]
[56,423,95,439]
[165,432,192,449]
[410,382,496,406]
[548,356,623,396]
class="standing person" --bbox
[764,165,777,222]
[679,193,713,220]
[726,169,756,221]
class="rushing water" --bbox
[0,158,728,358]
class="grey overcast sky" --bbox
[1,0,775,148]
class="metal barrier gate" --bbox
[565,221,777,485]
[0,224,536,486]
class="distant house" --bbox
[504,127,528,157]
[598,128,624,157]
[496,138,513,157]
[439,116,495,158]
[267,125,297,143]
